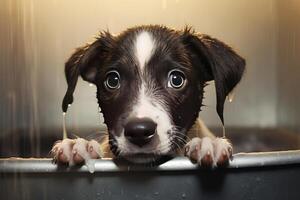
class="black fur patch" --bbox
[62,25,245,158]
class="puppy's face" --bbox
[96,30,203,162]
[62,26,245,163]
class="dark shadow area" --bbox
[1,127,300,158]
[1,165,300,200]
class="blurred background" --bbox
[0,0,299,157]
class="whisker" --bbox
[172,135,187,144]
[170,136,186,153]
[171,128,192,142]
[172,140,184,155]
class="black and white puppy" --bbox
[51,25,245,166]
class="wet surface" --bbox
[1,160,300,200]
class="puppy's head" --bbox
[62,25,245,163]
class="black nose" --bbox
[124,118,157,147]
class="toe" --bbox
[87,140,102,159]
[201,150,213,166]
[51,138,75,165]
[214,138,233,166]
[198,137,214,167]
[185,138,201,163]
[189,148,199,163]
[57,149,69,163]
[72,138,89,164]
[72,150,84,164]
[216,149,229,166]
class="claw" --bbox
[184,146,190,156]
[228,147,233,160]
[189,149,198,163]
[58,152,68,163]
[73,151,84,163]
[87,140,103,159]
[217,150,229,166]
[58,149,63,154]
[89,145,93,153]
[201,151,213,166]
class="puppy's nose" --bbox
[124,118,157,147]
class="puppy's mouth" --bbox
[110,139,173,164]
[109,132,185,164]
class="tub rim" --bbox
[1,150,300,173]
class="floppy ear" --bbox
[182,30,246,125]
[62,32,115,112]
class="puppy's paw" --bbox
[50,138,103,166]
[184,137,232,167]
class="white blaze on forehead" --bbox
[135,31,155,70]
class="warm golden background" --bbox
[0,0,299,143]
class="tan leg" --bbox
[187,118,216,139]
[100,135,114,158]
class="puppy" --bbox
[51,25,245,167]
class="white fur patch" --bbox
[115,84,172,155]
[134,85,171,154]
[134,31,155,70]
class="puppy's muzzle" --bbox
[124,118,157,147]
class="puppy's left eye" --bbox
[104,70,120,90]
[167,70,186,89]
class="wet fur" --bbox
[100,118,216,158]
[58,25,245,165]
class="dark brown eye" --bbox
[104,70,120,90]
[167,70,186,89]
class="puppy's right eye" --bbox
[167,69,186,89]
[104,70,120,90]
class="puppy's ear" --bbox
[182,30,245,124]
[62,32,115,112]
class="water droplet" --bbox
[222,125,226,138]
[228,91,235,102]
[62,112,67,139]
[86,159,96,173]
[154,192,159,195]
[182,193,186,198]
